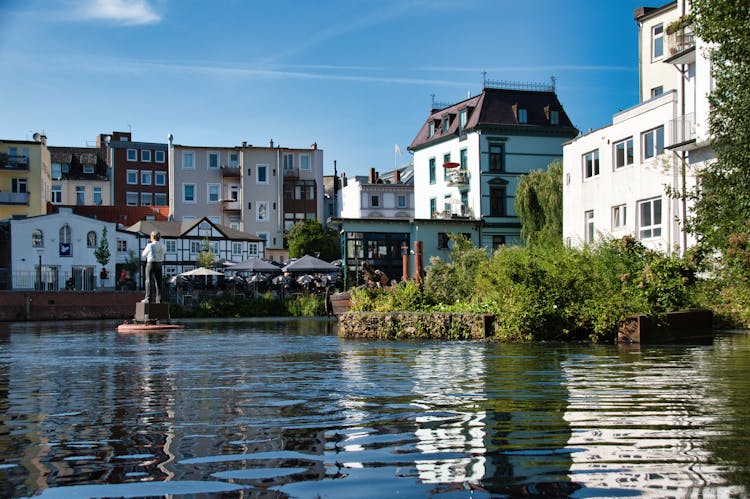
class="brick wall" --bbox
[0,291,143,322]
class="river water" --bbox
[1,318,749,498]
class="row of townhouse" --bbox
[563,0,714,254]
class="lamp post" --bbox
[401,241,410,282]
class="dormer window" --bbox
[443,116,450,133]
[550,110,559,125]
[518,108,528,124]
[428,121,435,137]
[459,109,468,130]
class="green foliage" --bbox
[196,237,215,269]
[515,161,563,247]
[123,250,141,274]
[286,219,339,261]
[286,294,327,316]
[350,280,432,312]
[94,227,110,266]
[685,0,750,251]
[424,234,489,305]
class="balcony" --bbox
[0,154,30,170]
[220,165,241,177]
[447,169,469,187]
[667,113,697,150]
[220,198,241,211]
[665,25,695,65]
[284,168,299,180]
[0,191,30,205]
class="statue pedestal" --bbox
[135,302,170,322]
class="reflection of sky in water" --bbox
[1,321,750,497]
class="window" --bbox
[127,170,138,184]
[429,158,436,184]
[550,110,559,125]
[154,171,166,186]
[141,150,151,162]
[155,150,165,163]
[127,149,137,161]
[190,241,202,254]
[257,164,268,184]
[257,201,268,221]
[248,242,259,256]
[32,229,43,248]
[51,185,62,204]
[232,242,242,255]
[585,210,595,244]
[430,198,436,218]
[207,183,220,203]
[652,23,664,60]
[141,192,153,206]
[256,233,268,244]
[460,148,468,169]
[397,195,407,208]
[182,151,195,169]
[126,192,138,206]
[283,153,294,172]
[83,165,94,174]
[87,230,97,248]
[638,197,662,239]
[207,152,219,169]
[59,224,71,256]
[642,126,664,159]
[229,152,239,167]
[443,153,451,181]
[437,232,450,250]
[155,193,167,205]
[75,186,85,205]
[443,116,450,133]
[117,239,127,252]
[51,163,63,180]
[651,86,664,98]
[299,154,311,171]
[93,187,102,205]
[492,235,506,250]
[166,240,176,253]
[428,121,435,137]
[459,109,467,130]
[183,183,196,203]
[489,185,506,216]
[371,195,380,208]
[229,185,240,201]
[489,144,504,172]
[614,138,634,169]
[612,204,627,229]
[141,170,152,185]
[11,178,27,193]
[518,108,528,123]
[583,150,600,179]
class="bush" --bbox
[286,294,326,316]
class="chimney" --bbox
[242,141,247,147]
[311,142,317,150]
[394,169,401,183]
[269,139,274,148]
[369,167,377,184]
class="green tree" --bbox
[514,161,563,246]
[94,227,110,267]
[685,0,750,250]
[196,237,216,268]
[286,219,339,261]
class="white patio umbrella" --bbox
[179,267,224,277]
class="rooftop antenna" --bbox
[482,71,487,88]
[551,75,557,92]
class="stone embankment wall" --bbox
[338,312,493,340]
[0,291,142,322]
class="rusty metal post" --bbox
[414,241,424,283]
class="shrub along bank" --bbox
[350,236,719,343]
[169,292,326,319]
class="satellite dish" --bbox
[32,132,41,142]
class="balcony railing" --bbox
[666,26,695,62]
[669,112,696,147]
[220,165,241,177]
[284,168,299,179]
[447,169,469,187]
[0,191,29,205]
[0,155,30,170]
[221,199,241,211]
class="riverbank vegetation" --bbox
[169,293,326,319]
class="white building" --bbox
[169,137,324,261]
[409,84,578,249]
[563,1,713,254]
[10,207,130,290]
[340,166,414,220]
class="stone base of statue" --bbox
[134,302,171,322]
[116,302,183,333]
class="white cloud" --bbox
[80,0,162,25]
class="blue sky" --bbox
[0,0,651,177]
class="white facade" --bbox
[10,207,131,290]
[340,171,414,220]
[563,0,713,254]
